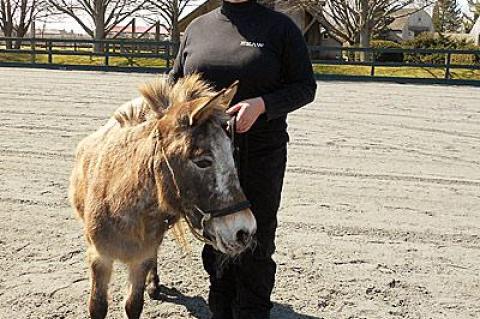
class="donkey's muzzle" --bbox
[208,208,257,256]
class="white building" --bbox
[469,17,480,45]
[386,8,435,42]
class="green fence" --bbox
[0,37,172,72]
[1,37,480,85]
[309,46,480,85]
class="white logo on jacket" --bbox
[240,41,265,48]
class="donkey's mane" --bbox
[114,74,223,128]
[148,73,216,108]
[142,74,220,115]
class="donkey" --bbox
[69,74,257,319]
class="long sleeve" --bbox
[168,32,188,84]
[261,21,317,121]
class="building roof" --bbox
[470,16,480,35]
[388,8,423,31]
[178,0,328,33]
[110,24,167,34]
[178,0,221,32]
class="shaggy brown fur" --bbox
[69,74,251,319]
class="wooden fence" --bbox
[1,37,479,85]
[0,37,173,72]
[309,46,480,85]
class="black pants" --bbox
[202,135,287,319]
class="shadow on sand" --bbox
[152,285,320,319]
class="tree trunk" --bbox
[4,24,13,49]
[14,27,28,49]
[93,1,105,53]
[171,21,180,57]
[171,1,181,57]
[359,26,370,61]
[2,0,13,49]
[14,38,23,49]
[358,0,370,61]
[14,0,28,49]
[93,35,104,53]
[94,22,105,53]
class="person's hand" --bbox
[226,97,266,133]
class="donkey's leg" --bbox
[145,248,160,299]
[87,248,113,319]
[125,260,150,319]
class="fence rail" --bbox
[309,46,480,82]
[1,37,479,85]
[0,37,173,71]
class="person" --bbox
[169,1,317,318]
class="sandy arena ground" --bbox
[1,67,479,319]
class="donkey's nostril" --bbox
[236,229,250,245]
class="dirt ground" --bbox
[1,67,479,319]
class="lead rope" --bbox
[161,146,181,198]
[230,115,247,186]
[229,116,239,172]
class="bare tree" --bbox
[275,0,432,48]
[0,0,48,48]
[145,0,200,55]
[325,0,406,48]
[47,0,148,51]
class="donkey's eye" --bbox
[193,158,213,169]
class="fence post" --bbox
[105,42,110,66]
[30,38,36,64]
[48,40,53,64]
[444,52,451,80]
[31,20,36,64]
[155,22,160,55]
[166,42,171,69]
[370,47,376,77]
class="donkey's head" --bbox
[141,75,256,256]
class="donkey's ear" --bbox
[189,88,227,126]
[221,80,239,109]
[188,81,239,126]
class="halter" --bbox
[157,118,250,237]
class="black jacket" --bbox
[170,0,316,148]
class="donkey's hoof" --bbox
[147,285,164,301]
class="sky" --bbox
[42,5,200,34]
[43,0,474,35]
